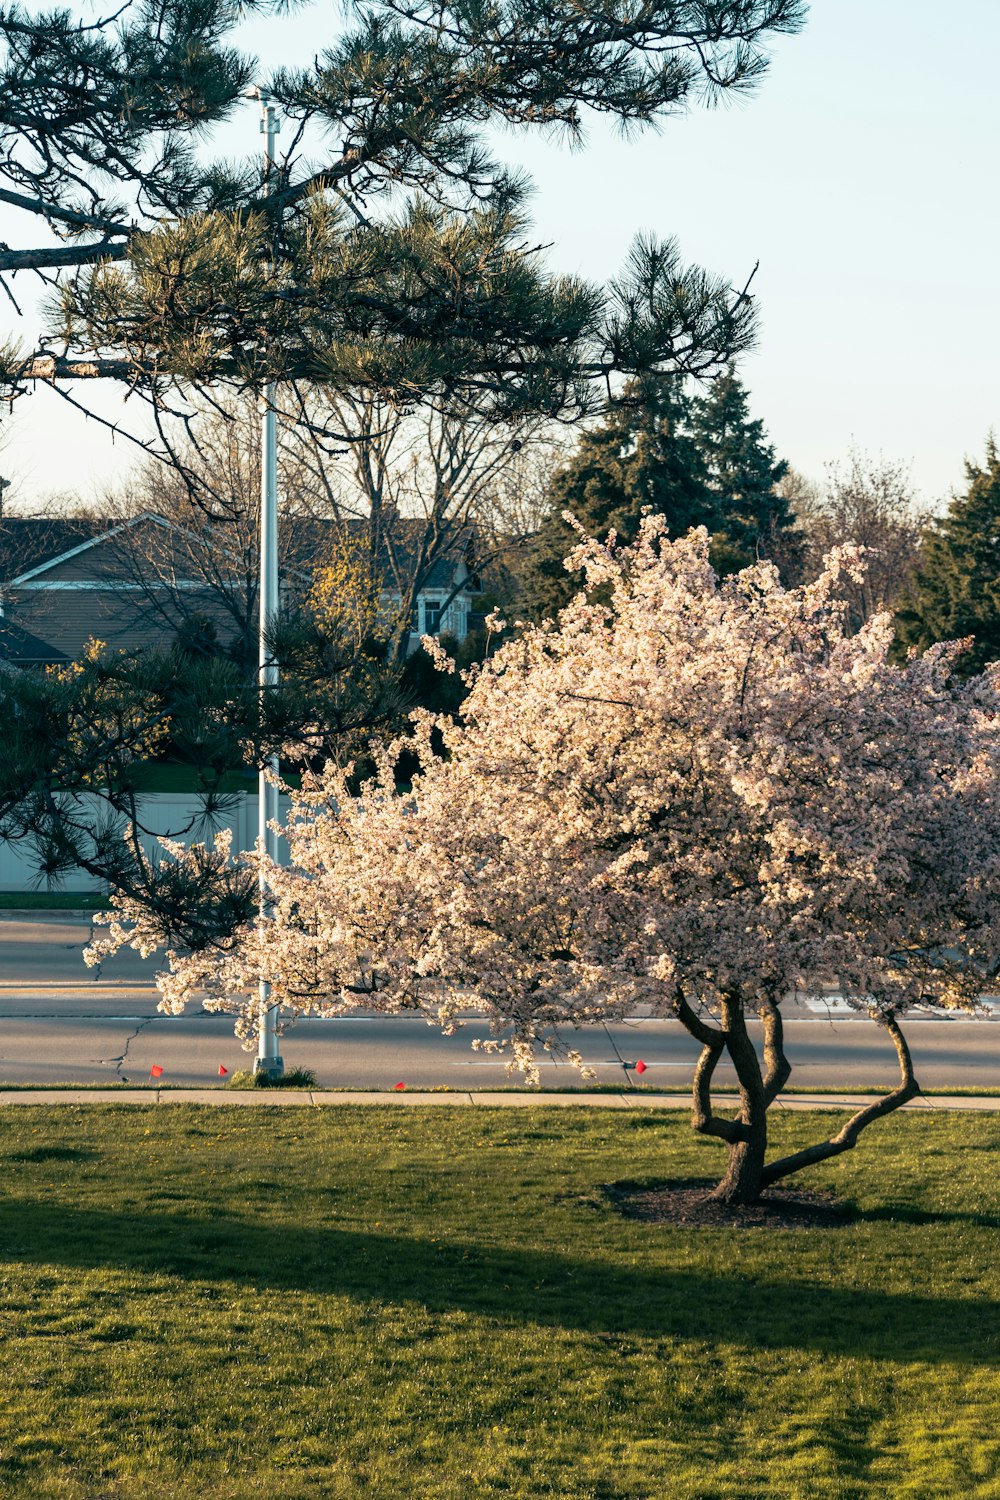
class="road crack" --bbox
[98,1016,155,1081]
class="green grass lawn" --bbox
[0,1107,996,1498]
[132,762,301,794]
[130,761,257,794]
[0,892,111,911]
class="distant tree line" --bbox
[512,371,1000,683]
[8,369,1000,705]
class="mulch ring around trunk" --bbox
[602,1179,851,1230]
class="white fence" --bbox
[0,792,292,891]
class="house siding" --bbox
[8,586,238,659]
[1,513,481,664]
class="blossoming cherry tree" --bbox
[90,520,1000,1204]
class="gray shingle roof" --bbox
[0,616,66,664]
[0,514,480,592]
[0,519,104,582]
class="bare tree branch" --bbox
[760,990,792,1105]
[761,1011,920,1186]
[672,986,751,1146]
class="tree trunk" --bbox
[708,995,769,1204]
[676,984,921,1206]
[710,1101,768,1204]
[676,984,771,1205]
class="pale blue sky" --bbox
[3,0,998,508]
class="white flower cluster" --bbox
[89,522,1000,1084]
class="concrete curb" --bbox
[0,1089,995,1110]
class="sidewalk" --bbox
[0,1089,996,1110]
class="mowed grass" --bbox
[0,1108,996,1498]
[0,892,110,910]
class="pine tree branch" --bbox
[19,353,153,380]
[0,187,129,237]
[0,241,128,272]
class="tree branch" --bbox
[0,241,128,272]
[17,353,156,381]
[674,984,726,1047]
[691,1037,749,1145]
[760,991,792,1105]
[761,1010,920,1187]
[672,985,750,1146]
[0,187,129,238]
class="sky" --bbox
[2,0,998,509]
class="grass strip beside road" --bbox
[0,1106,996,1497]
[0,1083,998,1100]
[0,892,110,910]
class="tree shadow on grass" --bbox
[0,1196,997,1368]
[852,1202,1000,1230]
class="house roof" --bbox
[332,517,479,591]
[0,518,105,582]
[0,616,66,664]
[0,512,481,594]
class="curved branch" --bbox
[674,984,726,1047]
[0,187,129,237]
[673,985,749,1145]
[691,1037,749,1145]
[762,1011,920,1187]
[760,991,792,1106]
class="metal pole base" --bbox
[253,1055,285,1080]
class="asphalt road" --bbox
[1,912,999,1091]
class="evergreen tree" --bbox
[521,379,714,618]
[520,369,793,620]
[690,366,793,570]
[0,2,802,424]
[896,436,1000,674]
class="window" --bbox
[444,598,468,642]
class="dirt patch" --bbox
[602,1179,850,1230]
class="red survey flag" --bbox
[218,1065,229,1077]
[149,1064,164,1079]
[394,1082,406,1091]
[635,1060,647,1075]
